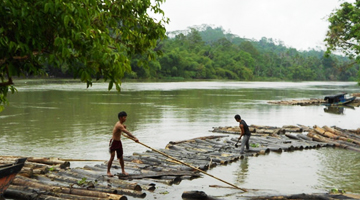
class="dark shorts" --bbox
[109,139,123,158]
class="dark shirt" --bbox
[240,120,251,136]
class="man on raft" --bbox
[234,114,251,154]
[107,111,139,177]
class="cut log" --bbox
[18,167,34,178]
[333,126,360,140]
[182,190,207,199]
[27,157,70,169]
[314,126,360,146]
[12,177,128,200]
[297,124,312,132]
[250,193,360,200]
[33,166,49,174]
[284,133,300,140]
[314,125,339,139]
[283,127,303,133]
[169,135,227,145]
[99,176,142,191]
[267,147,283,153]
[3,187,38,200]
[117,170,199,180]
[323,125,347,137]
[181,190,219,200]
[146,178,175,186]
[116,188,147,198]
[296,133,312,141]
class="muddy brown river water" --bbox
[1,80,359,199]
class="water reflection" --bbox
[323,105,355,115]
[235,158,249,184]
[324,106,344,115]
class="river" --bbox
[1,80,359,199]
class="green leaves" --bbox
[0,85,17,112]
[325,2,360,61]
[0,0,168,111]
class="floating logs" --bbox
[211,125,302,136]
[211,124,360,152]
[309,126,360,152]
[267,98,326,106]
[1,136,245,199]
[267,96,360,107]
[248,193,360,200]
[182,190,219,200]
[3,124,360,199]
[11,176,127,200]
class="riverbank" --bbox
[2,124,360,199]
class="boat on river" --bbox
[0,158,26,195]
[323,93,356,106]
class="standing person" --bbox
[107,111,139,177]
[234,114,251,154]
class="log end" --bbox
[182,190,208,199]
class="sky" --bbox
[157,0,355,51]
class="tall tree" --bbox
[0,0,168,111]
[325,0,360,84]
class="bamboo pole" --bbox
[123,135,247,192]
[59,159,107,162]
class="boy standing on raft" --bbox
[234,114,251,154]
[107,111,139,177]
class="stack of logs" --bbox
[2,124,360,199]
[1,135,247,200]
[267,94,360,106]
[309,125,360,152]
[268,98,326,106]
[212,124,360,152]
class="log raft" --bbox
[0,135,242,199]
[2,124,360,199]
[211,124,360,152]
[268,98,326,105]
[267,95,360,106]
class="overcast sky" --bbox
[158,0,355,51]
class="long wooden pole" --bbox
[123,135,247,192]
[59,159,107,162]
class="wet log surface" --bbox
[268,98,327,105]
[248,193,360,200]
[212,124,360,152]
[2,124,360,199]
[182,190,219,200]
[181,190,360,200]
[267,94,360,106]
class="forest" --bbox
[50,25,360,82]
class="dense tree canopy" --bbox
[34,24,359,83]
[126,25,359,82]
[0,0,168,111]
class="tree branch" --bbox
[0,65,13,87]
[0,51,43,65]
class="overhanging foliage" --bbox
[0,0,168,111]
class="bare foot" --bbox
[122,171,129,176]
[107,172,114,177]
